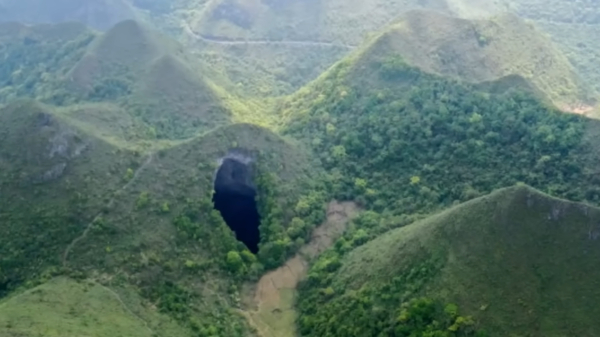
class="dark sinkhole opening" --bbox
[212,156,261,254]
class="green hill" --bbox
[0,97,325,336]
[503,0,600,109]
[0,20,247,142]
[187,0,600,105]
[3,0,599,105]
[58,122,326,336]
[186,0,454,97]
[360,10,591,106]
[0,100,136,297]
[282,33,600,232]
[188,38,351,97]
[273,32,600,335]
[297,185,600,336]
[0,21,96,106]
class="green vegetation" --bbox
[255,165,327,270]
[194,41,350,97]
[285,54,598,219]
[507,0,600,98]
[69,19,236,140]
[0,100,135,297]
[2,2,600,337]
[358,10,591,106]
[297,186,600,336]
[0,277,190,337]
[53,122,323,335]
[0,22,95,106]
[194,0,450,46]
[283,48,600,336]
[0,19,271,144]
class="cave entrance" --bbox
[212,157,261,254]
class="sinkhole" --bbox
[212,154,261,254]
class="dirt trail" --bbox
[182,23,356,49]
[242,201,359,337]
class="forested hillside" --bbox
[0,101,326,336]
[280,36,600,336]
[284,52,600,213]
[0,20,260,143]
[2,2,600,337]
[297,186,600,336]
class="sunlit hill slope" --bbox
[362,10,592,107]
[298,185,600,336]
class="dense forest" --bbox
[286,56,595,217]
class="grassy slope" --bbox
[366,10,591,106]
[0,100,136,296]
[0,277,189,337]
[333,185,600,336]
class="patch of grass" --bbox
[0,277,189,337]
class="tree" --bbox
[226,251,244,273]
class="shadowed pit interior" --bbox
[212,157,261,253]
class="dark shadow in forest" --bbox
[212,157,261,254]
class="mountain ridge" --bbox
[365,10,593,107]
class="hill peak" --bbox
[91,19,162,64]
[328,184,600,335]
[364,10,590,106]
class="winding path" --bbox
[182,22,357,49]
[62,154,154,267]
